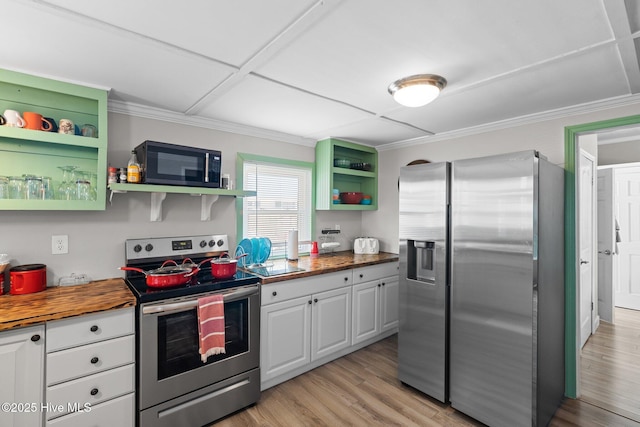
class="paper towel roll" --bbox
[287,230,298,260]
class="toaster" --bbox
[354,237,379,254]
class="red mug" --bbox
[10,264,47,295]
[23,112,53,131]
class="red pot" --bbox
[211,253,246,279]
[119,260,195,288]
[10,264,47,295]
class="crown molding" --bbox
[110,93,640,153]
[377,93,640,151]
[108,99,317,147]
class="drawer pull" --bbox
[90,388,99,396]
[382,282,385,286]
[344,277,348,282]
[359,274,364,278]
[378,283,381,287]
[272,291,277,296]
[308,300,312,305]
[314,298,318,303]
[90,357,99,364]
[31,334,41,342]
[90,325,99,332]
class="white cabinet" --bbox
[0,325,45,427]
[380,276,399,332]
[261,296,311,380]
[260,271,352,388]
[311,287,351,361]
[45,308,135,426]
[260,263,399,390]
[352,262,400,345]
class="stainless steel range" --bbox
[123,235,261,427]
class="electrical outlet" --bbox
[52,235,69,255]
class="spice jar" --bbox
[119,168,127,183]
[108,167,118,185]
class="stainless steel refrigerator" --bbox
[398,151,565,427]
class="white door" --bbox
[352,281,380,345]
[260,296,311,382]
[0,325,44,427]
[578,150,596,348]
[380,277,399,332]
[311,287,351,361]
[597,167,615,323]
[614,166,640,310]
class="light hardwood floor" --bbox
[579,307,640,423]
[213,317,640,427]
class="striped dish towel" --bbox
[197,294,226,362]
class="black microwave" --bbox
[134,140,221,188]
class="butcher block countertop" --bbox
[0,278,135,332]
[245,251,399,284]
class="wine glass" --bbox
[57,166,77,200]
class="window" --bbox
[237,153,315,258]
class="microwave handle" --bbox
[142,285,258,315]
[204,152,210,183]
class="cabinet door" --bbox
[260,296,311,382]
[380,277,400,332]
[352,281,380,345]
[0,325,44,427]
[311,287,351,361]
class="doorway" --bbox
[564,114,640,404]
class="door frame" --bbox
[564,114,640,398]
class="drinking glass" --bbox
[57,166,77,200]
[75,171,91,201]
[24,175,43,200]
[41,177,55,200]
[8,176,25,199]
[0,177,8,199]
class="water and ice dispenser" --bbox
[407,240,436,283]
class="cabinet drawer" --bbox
[47,335,134,386]
[46,393,134,427]
[47,308,134,352]
[261,270,352,305]
[352,262,399,284]
[46,364,134,420]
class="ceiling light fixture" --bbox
[388,74,447,107]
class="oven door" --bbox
[138,285,260,410]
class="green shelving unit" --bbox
[0,68,108,210]
[315,138,378,210]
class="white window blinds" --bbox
[242,159,313,258]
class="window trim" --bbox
[235,152,316,256]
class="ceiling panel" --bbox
[255,0,614,113]
[2,1,234,111]
[387,45,630,134]
[3,0,638,146]
[198,75,372,136]
[305,117,430,146]
[41,0,317,66]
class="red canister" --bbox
[10,264,47,295]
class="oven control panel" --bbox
[125,234,229,261]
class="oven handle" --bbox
[142,285,258,315]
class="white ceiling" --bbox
[4,0,640,148]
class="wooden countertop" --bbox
[245,251,399,284]
[0,278,136,332]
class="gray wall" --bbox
[0,112,362,285]
[4,103,640,285]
